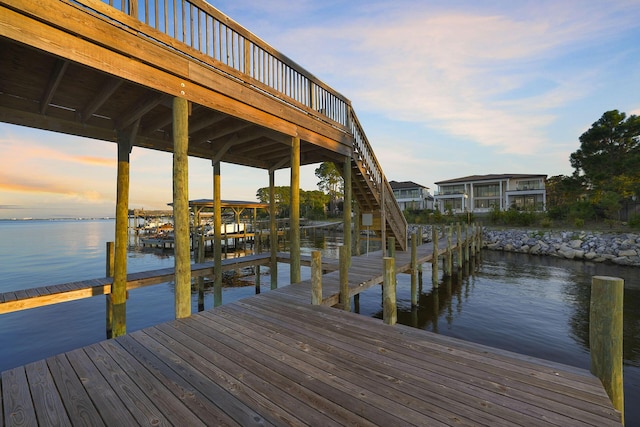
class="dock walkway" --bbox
[0,240,623,425]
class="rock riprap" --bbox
[483,229,640,266]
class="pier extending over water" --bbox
[0,228,623,425]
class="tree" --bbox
[314,162,343,214]
[570,110,640,197]
[255,186,291,218]
[545,174,586,218]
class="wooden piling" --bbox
[290,136,301,283]
[173,96,191,319]
[269,170,278,290]
[339,245,350,311]
[354,203,361,256]
[410,232,418,307]
[464,224,470,263]
[590,276,624,423]
[470,223,477,258]
[387,236,395,258]
[383,257,396,325]
[105,241,114,339]
[417,226,423,283]
[343,156,352,267]
[456,222,462,269]
[445,226,453,277]
[432,226,439,287]
[197,232,205,311]
[213,161,223,306]
[255,231,261,294]
[112,135,131,337]
[311,251,322,305]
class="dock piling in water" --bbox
[383,257,397,325]
[590,275,624,423]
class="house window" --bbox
[474,184,499,197]
[475,199,500,209]
[511,194,544,210]
[443,199,462,211]
[441,185,465,195]
[516,180,543,190]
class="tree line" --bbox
[254,162,344,220]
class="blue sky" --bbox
[1,0,639,219]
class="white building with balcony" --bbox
[433,174,547,213]
[389,180,434,210]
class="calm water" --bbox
[1,220,639,425]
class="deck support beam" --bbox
[290,136,301,283]
[213,161,223,305]
[173,97,191,318]
[112,131,132,337]
[269,169,278,289]
[343,156,352,266]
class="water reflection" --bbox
[361,250,640,425]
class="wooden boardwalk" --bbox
[0,242,623,426]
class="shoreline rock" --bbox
[482,228,640,267]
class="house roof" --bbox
[435,174,547,185]
[389,180,430,190]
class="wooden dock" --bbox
[0,239,623,426]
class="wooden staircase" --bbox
[348,111,408,250]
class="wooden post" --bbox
[445,226,452,277]
[105,241,114,339]
[354,202,361,256]
[381,183,386,253]
[339,245,350,311]
[432,226,439,287]
[255,231,261,294]
[269,170,278,289]
[290,136,301,283]
[213,161,223,306]
[311,251,322,305]
[456,222,462,270]
[173,96,191,319]
[590,276,624,422]
[387,236,395,258]
[112,134,132,337]
[343,157,352,266]
[197,232,205,311]
[383,257,396,325]
[464,224,470,263]
[417,226,423,283]
[411,232,418,307]
[470,223,477,258]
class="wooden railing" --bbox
[87,0,350,127]
[78,0,406,247]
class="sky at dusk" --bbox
[1,0,640,219]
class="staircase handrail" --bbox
[349,109,407,247]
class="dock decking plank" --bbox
[182,310,406,426]
[1,367,37,427]
[63,349,139,426]
[113,335,241,427]
[152,321,351,426]
[205,305,501,427]
[23,360,71,427]
[234,295,620,426]
[130,328,275,427]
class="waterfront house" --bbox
[434,174,547,213]
[389,180,434,211]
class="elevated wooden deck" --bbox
[0,242,623,426]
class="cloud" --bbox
[267,0,640,155]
